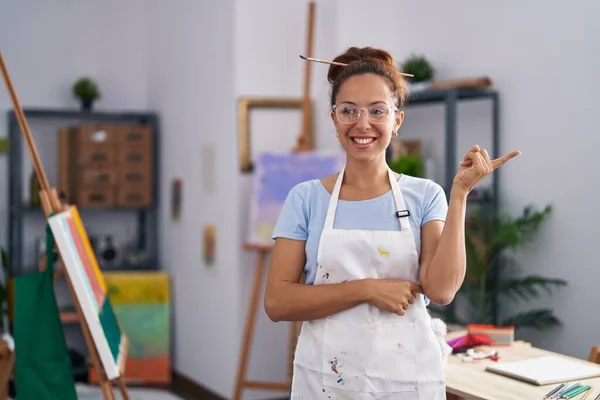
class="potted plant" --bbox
[401,54,435,91]
[429,188,567,331]
[72,77,101,111]
[388,154,424,178]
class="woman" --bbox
[264,46,520,399]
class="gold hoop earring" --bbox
[335,132,339,138]
[392,131,398,137]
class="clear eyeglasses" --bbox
[332,102,399,125]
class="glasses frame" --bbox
[332,102,400,125]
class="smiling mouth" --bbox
[351,137,377,144]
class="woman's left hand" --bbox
[453,145,521,194]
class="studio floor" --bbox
[76,384,186,400]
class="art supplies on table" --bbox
[542,382,595,399]
[455,348,500,362]
[447,332,494,354]
[484,355,600,386]
[467,324,515,346]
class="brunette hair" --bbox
[327,47,409,108]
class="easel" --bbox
[232,2,316,399]
[0,50,130,400]
[0,341,14,400]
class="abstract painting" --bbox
[90,271,171,384]
[247,151,346,246]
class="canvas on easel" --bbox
[48,206,127,381]
[246,151,346,247]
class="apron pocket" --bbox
[322,318,417,393]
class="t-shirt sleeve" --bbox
[422,180,448,225]
[271,185,309,241]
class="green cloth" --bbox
[13,222,77,400]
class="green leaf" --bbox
[492,204,553,251]
[388,154,424,178]
[401,54,435,82]
[493,253,521,278]
[501,309,562,330]
[498,275,567,302]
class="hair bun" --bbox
[327,47,397,84]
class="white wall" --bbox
[0,0,151,356]
[0,0,150,249]
[146,0,242,398]
[1,1,599,399]
[352,0,600,360]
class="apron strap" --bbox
[387,169,411,230]
[323,167,345,230]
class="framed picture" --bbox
[237,97,313,173]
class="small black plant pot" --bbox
[80,98,94,111]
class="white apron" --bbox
[290,167,446,399]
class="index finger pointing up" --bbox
[492,150,521,169]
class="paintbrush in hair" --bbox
[299,54,414,77]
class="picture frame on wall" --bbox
[237,97,313,173]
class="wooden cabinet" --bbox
[58,123,154,208]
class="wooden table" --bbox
[445,338,600,400]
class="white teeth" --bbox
[353,137,375,144]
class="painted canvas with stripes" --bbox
[48,206,126,380]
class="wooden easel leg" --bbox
[232,250,268,400]
[99,380,115,400]
[116,376,130,400]
[0,352,14,400]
